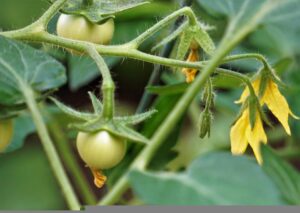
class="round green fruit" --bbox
[56,14,114,45]
[76,131,126,170]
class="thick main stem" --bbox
[22,85,81,210]
[42,104,97,205]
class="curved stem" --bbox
[130,7,198,47]
[21,85,81,210]
[215,68,256,97]
[87,46,115,119]
[223,53,271,70]
[36,0,68,28]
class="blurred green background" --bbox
[1,0,300,209]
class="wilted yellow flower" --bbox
[235,76,298,135]
[182,48,199,83]
[230,108,267,164]
[91,168,107,188]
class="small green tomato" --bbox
[56,14,114,45]
[76,131,126,170]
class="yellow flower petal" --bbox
[246,113,267,165]
[182,49,199,83]
[230,109,249,155]
[262,79,295,135]
[91,168,107,189]
[235,78,261,104]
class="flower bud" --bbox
[198,109,212,139]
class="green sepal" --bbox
[49,97,94,121]
[114,109,157,125]
[52,0,149,24]
[192,24,216,55]
[70,119,149,144]
[88,91,103,114]
[152,21,189,52]
[176,28,194,61]
[248,95,257,129]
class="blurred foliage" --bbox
[0,140,66,210]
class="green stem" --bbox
[37,0,68,28]
[1,0,67,38]
[87,47,115,119]
[223,53,269,67]
[21,85,81,210]
[215,68,256,96]
[130,7,198,47]
[41,103,97,205]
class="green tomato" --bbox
[76,131,126,170]
[56,14,114,45]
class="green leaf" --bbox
[192,24,215,55]
[146,83,188,96]
[198,0,300,34]
[142,94,183,170]
[3,113,36,153]
[58,0,149,24]
[114,109,157,125]
[262,145,300,204]
[50,97,94,121]
[130,152,286,205]
[0,36,66,106]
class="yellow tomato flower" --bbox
[230,108,267,164]
[261,79,298,135]
[235,76,298,135]
[91,168,107,188]
[182,48,199,83]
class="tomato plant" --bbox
[1,0,300,210]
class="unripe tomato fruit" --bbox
[56,14,114,45]
[76,131,126,170]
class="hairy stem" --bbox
[21,85,81,210]
[130,7,198,47]
[87,47,115,119]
